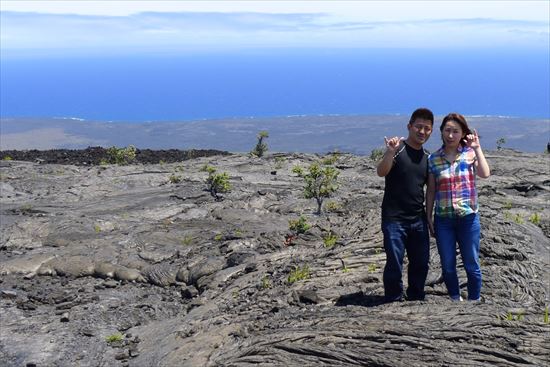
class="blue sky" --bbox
[1,1,549,55]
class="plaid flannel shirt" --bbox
[428,145,478,218]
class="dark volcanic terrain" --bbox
[0,149,549,366]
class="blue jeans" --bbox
[381,217,430,302]
[434,213,481,300]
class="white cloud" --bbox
[0,2,548,54]
[2,1,548,21]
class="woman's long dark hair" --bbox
[440,113,471,147]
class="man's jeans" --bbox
[381,217,430,302]
[434,213,481,301]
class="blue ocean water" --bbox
[1,49,549,121]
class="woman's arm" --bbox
[426,173,436,237]
[473,146,490,178]
[465,129,490,178]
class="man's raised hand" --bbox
[384,136,405,153]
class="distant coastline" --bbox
[1,115,548,154]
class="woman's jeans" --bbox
[434,213,481,300]
[381,217,430,302]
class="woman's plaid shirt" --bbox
[428,145,478,218]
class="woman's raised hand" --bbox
[464,129,481,149]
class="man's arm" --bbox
[376,136,404,177]
[426,173,436,237]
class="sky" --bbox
[1,0,549,55]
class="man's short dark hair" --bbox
[409,108,434,125]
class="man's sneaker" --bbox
[467,297,481,302]
[450,295,463,302]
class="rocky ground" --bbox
[0,149,548,366]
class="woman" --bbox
[426,113,490,301]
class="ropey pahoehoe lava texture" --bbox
[0,149,548,366]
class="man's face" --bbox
[407,118,433,145]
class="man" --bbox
[376,108,434,302]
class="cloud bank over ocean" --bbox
[1,4,549,55]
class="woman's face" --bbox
[441,120,464,149]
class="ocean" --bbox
[1,48,549,121]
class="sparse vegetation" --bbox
[214,233,223,241]
[325,201,342,212]
[302,162,339,215]
[322,152,340,166]
[274,156,286,169]
[105,145,136,165]
[496,137,507,151]
[544,306,549,324]
[370,148,385,161]
[504,211,524,224]
[367,263,378,273]
[204,165,231,200]
[323,232,338,248]
[291,165,304,177]
[287,265,310,284]
[180,235,193,246]
[169,174,182,184]
[105,333,124,343]
[261,275,271,289]
[503,200,512,210]
[529,212,541,225]
[251,131,269,157]
[506,311,523,321]
[94,224,101,233]
[2,155,13,161]
[288,215,311,234]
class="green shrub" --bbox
[261,275,271,289]
[496,137,506,151]
[322,152,340,166]
[204,166,231,200]
[323,232,338,248]
[274,156,286,169]
[325,201,341,212]
[2,155,13,161]
[169,174,182,184]
[287,265,310,284]
[251,131,269,157]
[180,236,193,246]
[105,145,136,165]
[303,162,339,214]
[544,306,549,324]
[529,212,541,225]
[289,215,311,234]
[370,148,384,161]
[105,333,124,343]
[291,165,304,177]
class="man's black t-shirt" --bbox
[381,141,429,222]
